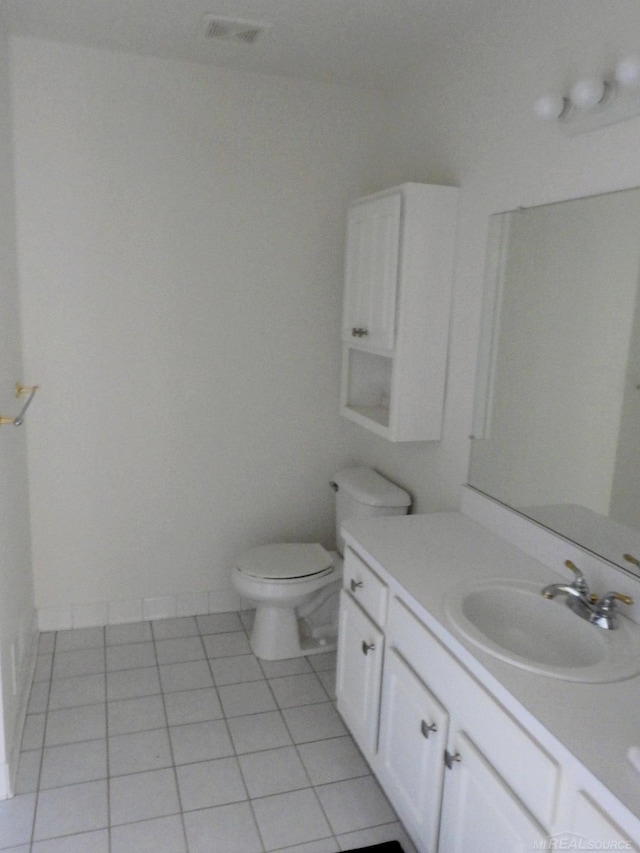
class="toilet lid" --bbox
[236,543,334,580]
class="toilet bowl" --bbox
[232,543,342,660]
[232,467,412,661]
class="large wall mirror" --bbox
[469,186,640,577]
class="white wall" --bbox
[11,3,640,631]
[0,25,36,797]
[361,0,640,524]
[10,37,393,627]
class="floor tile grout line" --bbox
[290,722,341,849]
[25,628,58,851]
[35,708,109,751]
[24,738,373,788]
[34,695,339,736]
[151,620,191,853]
[287,703,343,851]
[102,625,112,853]
[201,614,269,853]
[256,652,345,851]
[27,626,111,848]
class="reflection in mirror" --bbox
[469,188,640,576]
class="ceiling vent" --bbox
[201,15,269,45]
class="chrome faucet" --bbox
[542,560,593,620]
[590,591,635,630]
[542,560,634,630]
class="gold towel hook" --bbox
[15,383,38,398]
[0,383,39,426]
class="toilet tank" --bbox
[331,467,412,555]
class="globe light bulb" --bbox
[534,92,566,121]
[615,54,640,88]
[569,77,606,110]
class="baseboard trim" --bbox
[38,588,243,632]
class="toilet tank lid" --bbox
[236,543,334,579]
[332,467,412,508]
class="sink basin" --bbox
[445,579,640,682]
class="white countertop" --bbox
[341,511,640,824]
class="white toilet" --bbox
[232,467,411,660]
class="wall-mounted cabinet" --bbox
[340,183,458,442]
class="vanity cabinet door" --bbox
[438,731,547,853]
[377,649,449,853]
[568,791,639,851]
[336,589,384,760]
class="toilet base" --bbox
[250,604,337,660]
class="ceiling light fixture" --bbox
[535,54,640,134]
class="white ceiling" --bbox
[0,0,502,93]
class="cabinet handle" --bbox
[444,749,462,769]
[420,719,437,739]
[350,579,363,593]
[361,640,375,655]
[351,327,369,338]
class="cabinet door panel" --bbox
[439,731,546,853]
[389,596,559,828]
[336,590,384,759]
[343,193,401,351]
[378,649,449,853]
[569,791,639,851]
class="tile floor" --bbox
[1,611,416,853]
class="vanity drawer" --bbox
[389,596,560,829]
[343,547,388,627]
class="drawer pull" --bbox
[421,719,437,739]
[350,579,363,593]
[361,640,375,655]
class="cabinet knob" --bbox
[351,327,369,338]
[421,719,437,739]
[361,640,375,655]
[444,749,462,769]
[350,579,363,593]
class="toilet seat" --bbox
[235,543,334,581]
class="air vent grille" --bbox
[202,15,268,45]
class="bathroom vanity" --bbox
[336,504,640,852]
